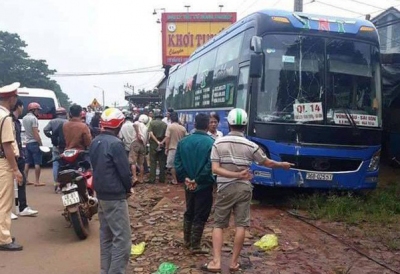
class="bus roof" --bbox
[189,9,378,60]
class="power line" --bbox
[377,31,400,48]
[314,0,365,16]
[238,0,259,17]
[346,0,385,11]
[233,0,251,12]
[53,65,161,75]
[52,65,162,77]
[52,69,163,77]
[357,3,400,19]
[375,16,400,28]
[304,0,316,6]
[134,71,165,88]
[272,0,283,8]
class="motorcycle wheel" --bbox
[70,208,89,240]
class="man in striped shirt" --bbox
[202,108,293,273]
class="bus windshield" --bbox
[256,34,381,128]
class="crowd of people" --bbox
[0,81,294,274]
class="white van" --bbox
[18,87,61,163]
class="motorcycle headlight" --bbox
[367,150,380,172]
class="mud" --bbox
[128,180,400,274]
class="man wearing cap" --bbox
[146,109,167,184]
[22,101,44,186]
[0,82,24,251]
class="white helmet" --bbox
[227,108,248,126]
[138,114,149,124]
[101,108,125,129]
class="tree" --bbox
[0,31,71,107]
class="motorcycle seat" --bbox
[58,169,81,184]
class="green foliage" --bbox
[291,182,400,224]
[0,31,71,108]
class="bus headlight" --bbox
[367,150,380,172]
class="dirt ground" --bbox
[128,168,400,274]
[3,167,398,274]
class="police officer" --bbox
[0,82,24,251]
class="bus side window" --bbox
[166,73,176,109]
[236,66,250,110]
[173,66,187,109]
[182,59,200,109]
[194,49,217,108]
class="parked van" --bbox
[17,87,60,163]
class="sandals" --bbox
[34,183,46,187]
[229,263,241,272]
[200,262,221,273]
[132,180,140,187]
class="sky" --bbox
[1,0,400,107]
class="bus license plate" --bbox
[61,191,80,206]
[306,172,333,181]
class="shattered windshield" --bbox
[256,34,381,128]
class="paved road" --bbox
[0,168,100,274]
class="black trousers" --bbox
[184,186,213,225]
[17,157,28,212]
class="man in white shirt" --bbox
[129,114,149,184]
[162,108,174,125]
[118,115,135,156]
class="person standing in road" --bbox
[130,114,149,184]
[208,112,223,140]
[90,111,101,129]
[85,107,94,125]
[146,110,153,127]
[118,114,135,157]
[202,108,294,273]
[12,99,38,218]
[174,113,215,254]
[43,107,68,192]
[162,108,173,125]
[89,108,132,274]
[165,112,187,185]
[22,102,44,186]
[63,104,92,150]
[146,109,167,184]
[0,82,24,251]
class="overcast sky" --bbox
[1,0,399,107]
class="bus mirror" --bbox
[250,36,262,53]
[249,54,262,78]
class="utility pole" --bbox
[294,0,303,12]
[124,83,135,95]
[93,85,105,109]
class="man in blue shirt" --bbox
[89,108,132,274]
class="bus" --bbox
[18,87,60,162]
[165,9,382,190]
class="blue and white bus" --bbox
[165,10,382,190]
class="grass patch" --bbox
[291,181,400,225]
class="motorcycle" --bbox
[49,149,98,240]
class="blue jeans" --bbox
[52,149,60,182]
[25,142,42,165]
[98,199,131,274]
